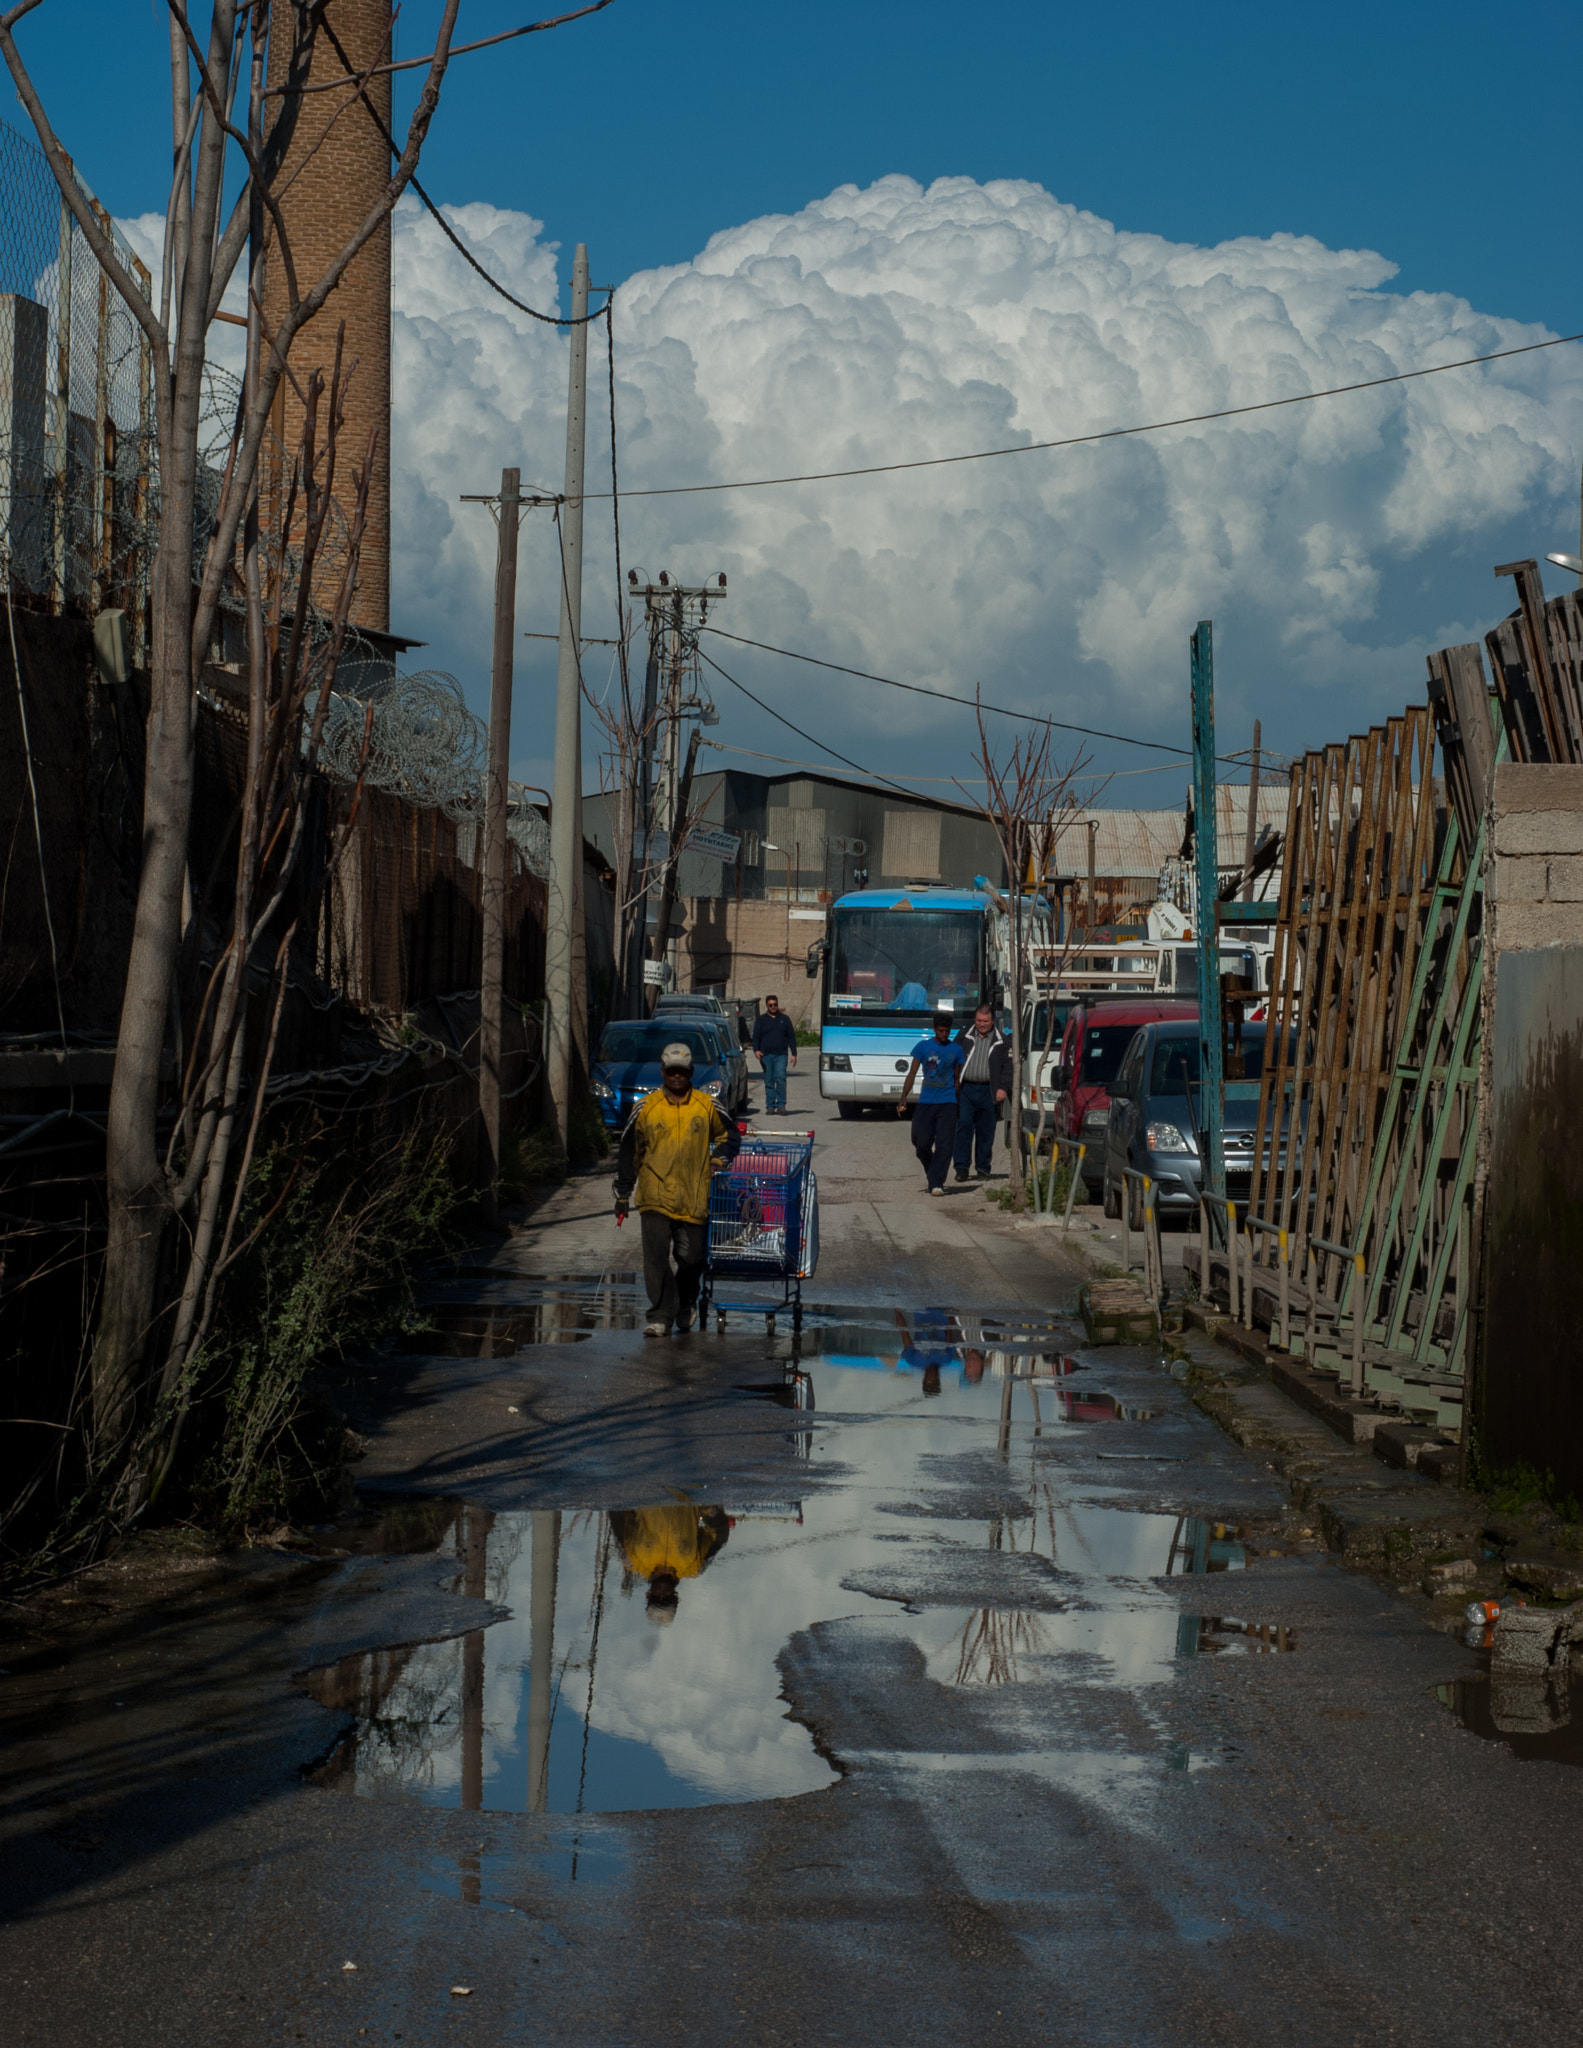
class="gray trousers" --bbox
[640,1209,707,1323]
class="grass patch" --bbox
[985,1155,1078,1214]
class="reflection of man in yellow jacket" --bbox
[609,1504,730,1622]
[613,1041,738,1337]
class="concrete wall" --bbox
[1477,764,1583,1492]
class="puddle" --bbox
[302,1495,1258,1815]
[397,1300,632,1353]
[1437,1672,1583,1765]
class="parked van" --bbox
[1054,997,1198,1197]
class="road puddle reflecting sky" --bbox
[304,1480,1264,1814]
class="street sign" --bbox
[642,960,674,988]
[829,835,866,856]
[685,824,742,863]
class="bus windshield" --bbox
[828,908,983,1019]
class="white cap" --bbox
[660,1042,694,1070]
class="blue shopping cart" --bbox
[700,1130,819,1332]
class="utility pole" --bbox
[478,466,521,1222]
[546,243,590,1154]
[1241,717,1262,901]
[620,610,662,1015]
[625,573,726,1011]
[462,470,559,1216]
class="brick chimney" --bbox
[264,0,393,636]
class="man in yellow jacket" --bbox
[613,1041,739,1336]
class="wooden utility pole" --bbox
[546,243,590,1153]
[1086,819,1097,931]
[652,722,702,977]
[1241,717,1262,900]
[478,465,522,1220]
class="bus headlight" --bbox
[820,1053,851,1072]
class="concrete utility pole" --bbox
[1241,717,1262,902]
[546,244,590,1153]
[478,466,521,1220]
[625,574,726,1010]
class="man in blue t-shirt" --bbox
[897,1013,966,1195]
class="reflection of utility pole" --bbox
[526,1508,562,1816]
[459,1505,496,1883]
[625,573,725,1011]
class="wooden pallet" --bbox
[1079,1278,1159,1346]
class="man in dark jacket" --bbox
[751,992,798,1113]
[953,1004,1011,1180]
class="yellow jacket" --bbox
[614,1086,737,1224]
[609,1504,730,1583]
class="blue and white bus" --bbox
[815,885,1052,1117]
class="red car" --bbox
[1055,997,1198,1197]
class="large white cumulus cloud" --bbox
[153,177,1583,780]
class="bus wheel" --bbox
[837,1102,864,1121]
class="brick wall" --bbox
[265,1,393,633]
[679,898,824,1029]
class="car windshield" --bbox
[596,1024,716,1065]
[1028,1000,1070,1052]
[829,908,982,1018]
[1079,1022,1143,1088]
[1150,1028,1276,1091]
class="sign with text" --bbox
[684,825,742,864]
[642,960,674,988]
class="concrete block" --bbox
[1491,1603,1572,1675]
[1493,812,1583,858]
[1422,1557,1476,1595]
[1418,1443,1461,1485]
[1372,1421,1448,1469]
[1548,857,1583,903]
[1505,1557,1583,1601]
[1490,902,1583,952]
[1489,854,1549,903]
[1492,763,1583,815]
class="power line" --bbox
[696,647,947,809]
[700,625,1254,762]
[589,328,1583,501]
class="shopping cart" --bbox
[700,1130,818,1332]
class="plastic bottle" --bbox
[1464,1599,1501,1627]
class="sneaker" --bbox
[675,1309,696,1333]
[642,1319,670,1337]
[929,1185,945,1198]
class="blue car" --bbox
[590,1020,738,1132]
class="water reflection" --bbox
[399,1288,639,1354]
[1438,1672,1583,1764]
[304,1494,1267,1814]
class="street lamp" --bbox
[1547,551,1583,581]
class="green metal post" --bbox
[1191,621,1224,1206]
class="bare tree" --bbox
[0,1,609,1506]
[960,699,1088,1212]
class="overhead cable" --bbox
[700,625,1253,763]
[590,329,1583,500]
[697,646,961,809]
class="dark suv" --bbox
[1100,1018,1284,1221]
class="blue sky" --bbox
[15,3,1583,797]
[35,1,1583,333]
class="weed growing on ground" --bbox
[985,1157,1076,1214]
[185,1118,466,1539]
[499,1124,566,1197]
